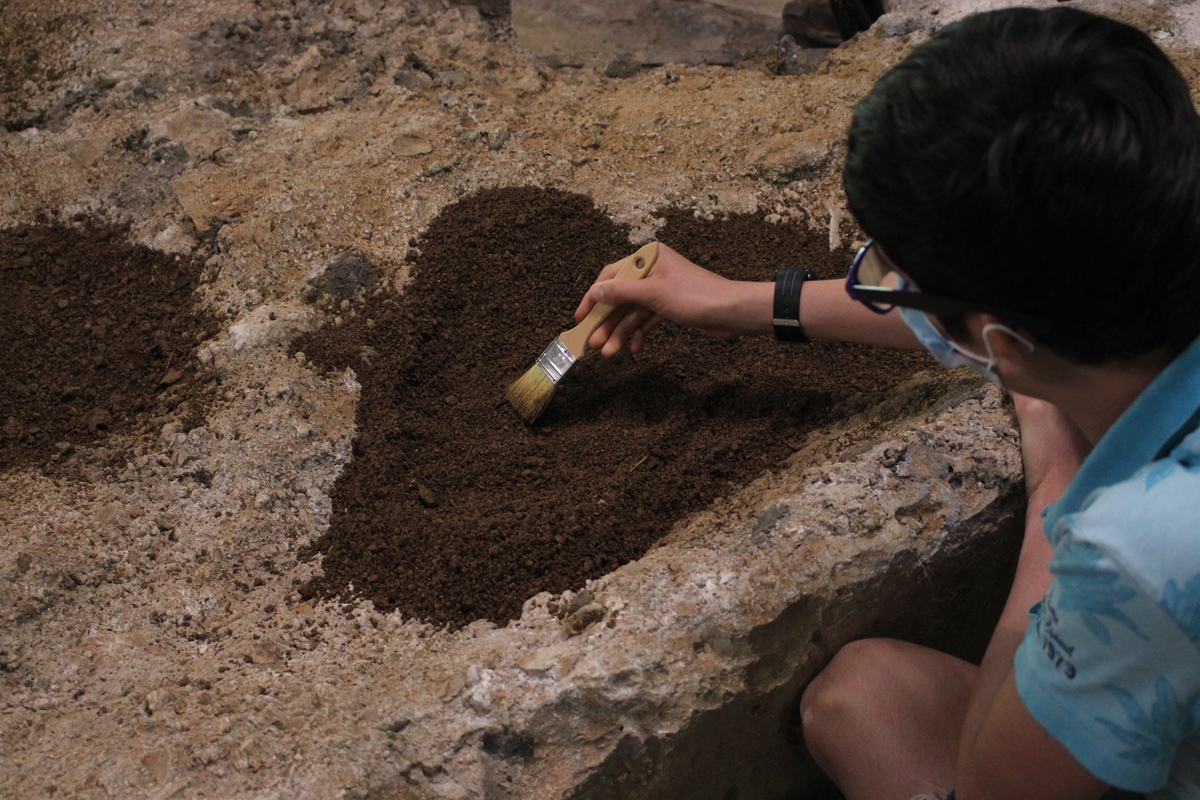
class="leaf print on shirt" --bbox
[1161,574,1200,648]
[1143,460,1177,492]
[1096,679,1191,766]
[1054,539,1148,645]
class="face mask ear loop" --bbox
[980,323,1035,391]
[981,323,1035,366]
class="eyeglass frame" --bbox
[844,239,1041,330]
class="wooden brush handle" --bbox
[559,242,660,357]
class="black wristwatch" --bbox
[773,268,817,343]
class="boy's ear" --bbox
[962,313,1037,367]
[956,312,991,352]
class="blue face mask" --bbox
[896,278,1034,387]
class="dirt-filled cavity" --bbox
[0,220,216,473]
[295,187,932,626]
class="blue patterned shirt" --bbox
[1014,334,1200,797]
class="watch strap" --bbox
[774,268,817,343]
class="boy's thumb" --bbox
[591,278,651,307]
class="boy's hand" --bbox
[573,244,773,358]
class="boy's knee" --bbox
[800,638,899,748]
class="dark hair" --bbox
[844,7,1200,364]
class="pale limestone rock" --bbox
[877,10,937,37]
[512,0,782,66]
[746,128,837,183]
[150,101,233,158]
[264,376,292,401]
[394,135,434,156]
[708,0,789,16]
[283,45,323,85]
[144,687,178,715]
[151,223,197,255]
[563,602,606,635]
[226,305,318,351]
[486,122,511,151]
[140,749,172,786]
[516,648,559,676]
[63,137,106,167]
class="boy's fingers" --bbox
[574,296,592,321]
[575,267,626,319]
[601,334,628,359]
[601,309,651,358]
[575,280,627,321]
[641,315,665,337]
[588,323,613,351]
[595,312,665,355]
[609,307,650,351]
[577,266,670,354]
[629,316,662,353]
[588,312,627,350]
[595,261,624,282]
[589,277,658,310]
[588,314,638,354]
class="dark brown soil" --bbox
[0,4,88,131]
[295,187,932,626]
[0,221,216,472]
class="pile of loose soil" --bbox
[295,187,932,626]
[0,221,216,472]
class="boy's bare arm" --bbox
[955,396,1107,799]
[956,672,1109,800]
[573,243,919,356]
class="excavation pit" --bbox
[0,0,1058,792]
[0,203,1025,800]
[294,187,935,626]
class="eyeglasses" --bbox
[845,239,1039,328]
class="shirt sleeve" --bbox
[1014,525,1200,792]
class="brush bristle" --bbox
[505,364,556,423]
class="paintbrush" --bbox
[506,241,660,423]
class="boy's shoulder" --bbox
[1070,429,1200,579]
[1060,436,1200,649]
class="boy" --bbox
[573,8,1200,799]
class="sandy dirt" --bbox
[3,1,1199,797]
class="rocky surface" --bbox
[512,0,783,67]
[4,0,1200,798]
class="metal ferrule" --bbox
[536,338,576,384]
